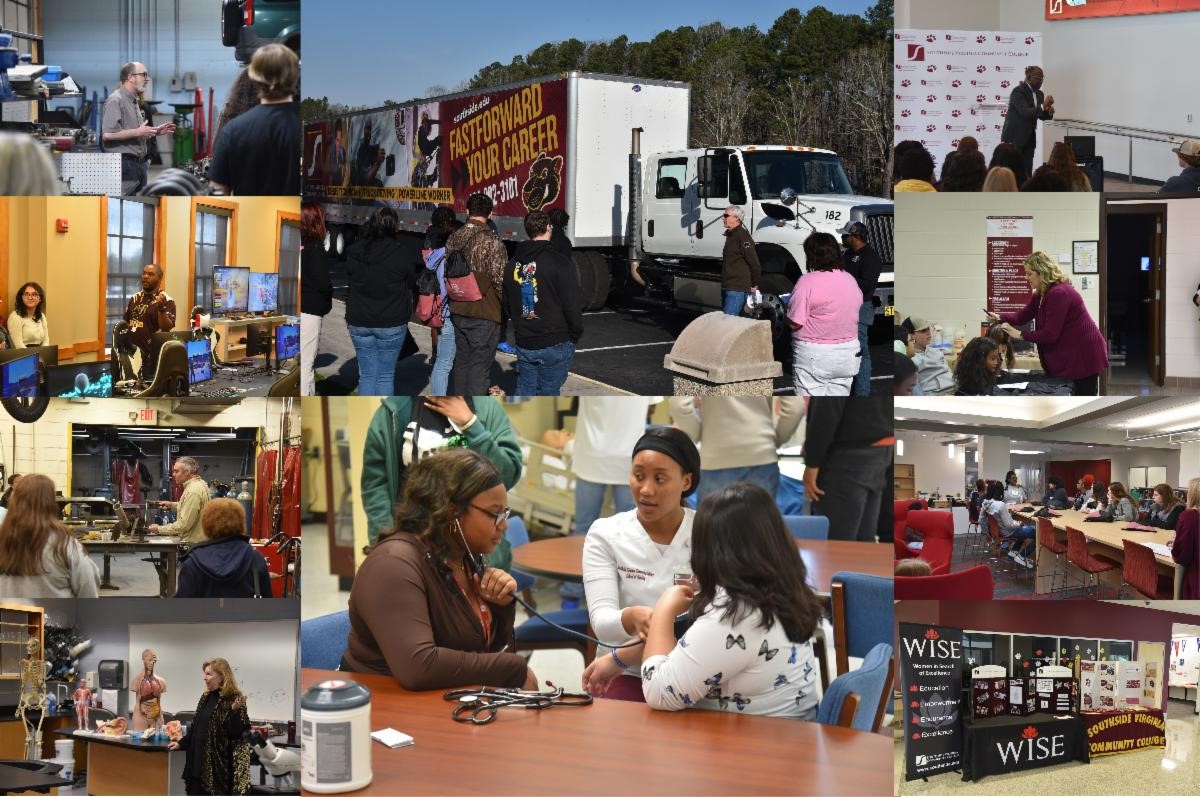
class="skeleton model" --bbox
[16,637,48,759]
[131,648,167,732]
[73,678,93,730]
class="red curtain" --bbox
[253,446,301,538]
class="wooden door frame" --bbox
[1100,201,1167,389]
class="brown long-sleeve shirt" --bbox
[447,221,506,324]
[342,532,527,690]
[721,223,761,291]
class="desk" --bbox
[1080,709,1166,757]
[301,668,890,796]
[198,364,285,398]
[0,762,74,795]
[83,537,180,597]
[511,537,892,596]
[210,315,287,362]
[1012,508,1182,598]
[962,712,1089,782]
[57,730,186,796]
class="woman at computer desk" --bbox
[7,282,49,348]
[341,448,535,690]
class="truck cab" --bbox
[638,146,893,336]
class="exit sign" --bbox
[134,408,157,425]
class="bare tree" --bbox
[832,46,892,197]
[690,49,752,146]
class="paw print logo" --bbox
[995,123,1002,129]
[1025,36,1035,45]
[952,80,962,88]
[926,124,937,133]
[976,35,986,44]
[901,79,911,87]
[977,95,987,103]
[895,63,903,70]
[926,34,936,43]
[976,65,987,74]
[894,124,901,131]
[951,109,962,117]
[995,95,1003,102]
[927,65,937,73]
[1021,726,1039,740]
[952,138,961,147]
[926,95,937,103]
[977,124,987,132]
[924,629,940,640]
[1001,80,1011,88]
[901,109,911,117]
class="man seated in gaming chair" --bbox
[123,264,177,381]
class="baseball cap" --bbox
[837,221,869,239]
[906,316,932,332]
[1172,139,1200,158]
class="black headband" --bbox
[632,428,701,498]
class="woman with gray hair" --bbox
[0,133,61,195]
[986,251,1107,395]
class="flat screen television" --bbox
[275,323,299,362]
[248,272,280,313]
[186,339,214,385]
[212,266,251,314]
[45,361,113,398]
[1,353,40,398]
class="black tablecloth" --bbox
[962,712,1089,782]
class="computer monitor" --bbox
[275,324,299,362]
[45,361,113,398]
[0,345,58,370]
[1,353,40,398]
[186,339,214,385]
[248,272,280,313]
[212,266,251,314]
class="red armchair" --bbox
[893,499,928,559]
[904,510,954,575]
[895,565,994,599]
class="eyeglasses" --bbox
[22,292,40,298]
[469,504,512,528]
[131,72,148,78]
[723,214,737,218]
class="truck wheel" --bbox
[574,251,611,311]
[759,273,794,299]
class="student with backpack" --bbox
[446,193,507,395]
[417,207,463,395]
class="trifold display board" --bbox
[1169,636,1200,685]
[128,621,298,721]
[900,623,965,780]
[972,677,1075,717]
[1081,661,1144,710]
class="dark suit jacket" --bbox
[1000,83,1054,149]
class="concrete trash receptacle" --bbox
[664,312,781,395]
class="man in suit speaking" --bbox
[1001,65,1055,180]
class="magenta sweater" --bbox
[1174,509,1198,600]
[999,282,1108,380]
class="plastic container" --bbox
[300,679,372,794]
[54,739,73,759]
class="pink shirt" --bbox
[786,270,861,343]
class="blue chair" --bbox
[301,610,351,670]
[505,516,538,609]
[830,572,895,731]
[816,643,894,732]
[784,514,829,540]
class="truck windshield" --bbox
[742,151,853,197]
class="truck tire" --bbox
[574,250,611,311]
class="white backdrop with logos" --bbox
[893,29,1043,181]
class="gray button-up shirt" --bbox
[102,85,148,158]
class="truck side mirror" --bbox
[696,155,714,198]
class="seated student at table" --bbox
[987,324,1016,371]
[1071,477,1096,510]
[342,449,534,690]
[0,474,100,598]
[1171,477,1198,599]
[905,316,954,395]
[640,484,821,718]
[953,337,1002,395]
[1146,482,1184,530]
[982,482,1035,567]
[582,427,701,701]
[969,479,987,516]
[895,352,918,396]
[1003,471,1027,504]
[174,498,271,599]
[1042,476,1070,509]
[7,282,49,347]
[1094,482,1137,522]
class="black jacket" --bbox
[1147,503,1184,530]
[802,397,891,468]
[503,239,584,349]
[721,224,761,291]
[549,226,573,259]
[175,536,272,598]
[1000,83,1053,150]
[843,244,882,301]
[345,236,418,328]
[301,236,333,317]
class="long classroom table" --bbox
[301,668,891,796]
[1012,507,1183,598]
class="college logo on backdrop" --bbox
[907,44,926,61]
[996,726,1067,765]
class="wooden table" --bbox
[301,668,890,796]
[83,537,181,597]
[1012,507,1183,598]
[511,536,892,595]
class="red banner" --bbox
[1046,0,1200,20]
[1082,709,1166,756]
[986,216,1034,315]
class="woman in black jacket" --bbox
[1146,483,1184,529]
[345,207,417,395]
[300,203,332,396]
[167,658,251,795]
[174,499,271,598]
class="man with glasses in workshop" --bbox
[102,62,175,193]
[720,206,761,316]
